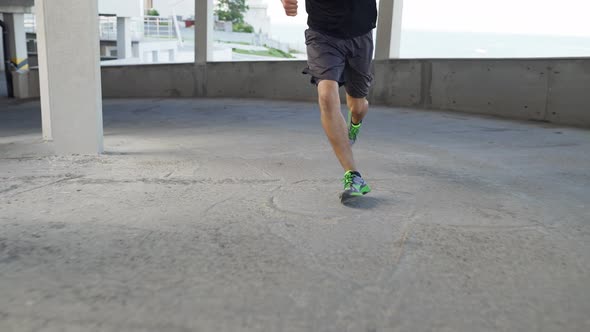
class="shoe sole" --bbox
[339,189,370,204]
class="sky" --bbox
[265,0,590,36]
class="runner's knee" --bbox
[318,81,340,110]
[347,97,368,114]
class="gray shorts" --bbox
[303,29,374,98]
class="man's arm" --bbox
[281,0,298,17]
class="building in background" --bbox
[99,0,144,17]
[151,0,194,19]
[243,0,270,35]
[90,0,182,63]
[145,0,153,12]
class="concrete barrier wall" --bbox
[99,61,319,102]
[205,61,316,101]
[369,60,423,107]
[23,58,590,127]
[101,63,196,98]
[546,60,590,126]
[429,60,550,121]
[373,58,590,127]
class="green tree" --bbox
[215,0,249,24]
[233,22,254,33]
[147,8,160,16]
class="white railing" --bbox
[143,16,176,40]
[24,14,36,33]
[99,16,117,40]
[21,14,179,43]
[98,17,143,41]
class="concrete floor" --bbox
[1,98,589,332]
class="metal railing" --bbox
[99,16,117,40]
[143,16,176,40]
[24,14,175,42]
[98,16,143,41]
[24,14,35,33]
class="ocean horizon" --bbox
[270,25,590,58]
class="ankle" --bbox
[346,170,361,177]
[350,113,364,125]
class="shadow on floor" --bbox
[341,196,391,210]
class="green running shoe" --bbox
[340,170,371,203]
[347,110,362,146]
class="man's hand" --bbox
[282,0,298,17]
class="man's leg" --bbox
[317,80,356,172]
[346,94,369,125]
[345,94,369,145]
[343,30,374,145]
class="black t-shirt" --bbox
[306,0,378,38]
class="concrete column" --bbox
[375,0,404,60]
[195,0,213,64]
[116,17,132,59]
[36,0,104,154]
[0,13,4,72]
[35,3,52,140]
[3,13,28,71]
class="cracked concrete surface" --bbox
[1,98,589,331]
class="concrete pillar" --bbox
[35,3,52,140]
[0,13,4,72]
[2,13,30,99]
[195,0,213,64]
[375,0,404,60]
[36,0,104,154]
[116,16,132,59]
[3,13,28,71]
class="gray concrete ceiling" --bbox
[0,0,34,7]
